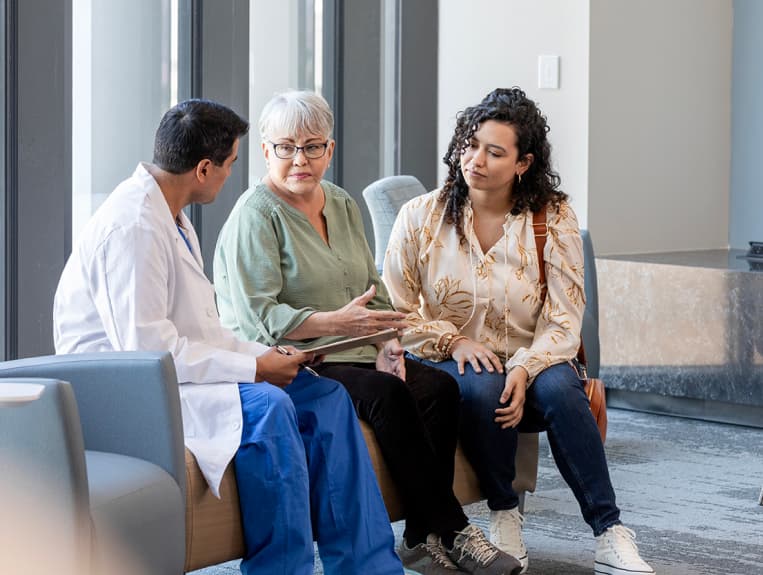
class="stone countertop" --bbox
[599,248,761,272]
[596,252,763,409]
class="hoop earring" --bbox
[518,173,522,184]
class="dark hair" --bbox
[439,87,567,240]
[152,99,249,174]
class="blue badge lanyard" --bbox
[176,223,193,254]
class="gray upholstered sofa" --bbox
[0,350,539,573]
[0,352,186,575]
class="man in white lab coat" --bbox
[53,99,404,575]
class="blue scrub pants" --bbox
[234,371,402,575]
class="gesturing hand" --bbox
[494,366,528,429]
[332,285,408,337]
[451,337,505,375]
[376,339,406,382]
[254,347,314,388]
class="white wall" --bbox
[439,0,734,255]
[589,0,732,255]
[438,0,590,227]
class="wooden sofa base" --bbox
[184,421,538,572]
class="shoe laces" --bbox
[601,524,643,560]
[423,535,460,568]
[454,525,498,565]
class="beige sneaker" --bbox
[594,524,655,575]
[489,508,528,573]
[447,524,522,575]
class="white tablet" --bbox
[303,328,399,355]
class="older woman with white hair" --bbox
[214,90,522,575]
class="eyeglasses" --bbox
[268,141,329,160]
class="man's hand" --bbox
[494,366,528,429]
[254,347,313,388]
[376,339,406,382]
[451,337,504,375]
[331,285,408,336]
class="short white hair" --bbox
[258,90,334,141]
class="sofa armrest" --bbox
[0,352,185,498]
[0,378,92,574]
[580,229,600,378]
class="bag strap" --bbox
[532,207,588,370]
[532,207,549,301]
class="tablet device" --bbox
[303,328,399,355]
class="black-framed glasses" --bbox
[269,141,329,160]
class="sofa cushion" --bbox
[86,450,184,575]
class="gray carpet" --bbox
[192,408,763,575]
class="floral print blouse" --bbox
[382,190,585,383]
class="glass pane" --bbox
[0,0,5,358]
[72,0,183,244]
[249,0,320,186]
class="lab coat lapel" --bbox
[146,184,207,279]
[176,210,206,270]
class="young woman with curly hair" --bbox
[383,88,654,575]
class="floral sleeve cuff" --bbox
[506,348,551,385]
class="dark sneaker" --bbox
[399,534,464,574]
[447,524,522,575]
[594,524,655,575]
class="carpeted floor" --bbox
[192,408,763,575]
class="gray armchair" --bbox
[0,352,185,575]
[580,229,601,377]
[362,174,428,272]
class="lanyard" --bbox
[176,223,193,254]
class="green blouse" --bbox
[213,180,392,363]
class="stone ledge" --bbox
[597,249,763,423]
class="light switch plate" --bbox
[538,55,560,90]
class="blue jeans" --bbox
[412,356,620,536]
[235,371,402,575]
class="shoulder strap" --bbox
[532,206,588,368]
[532,207,548,302]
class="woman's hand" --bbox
[331,285,408,336]
[494,366,528,429]
[254,347,313,388]
[376,339,406,382]
[451,337,505,375]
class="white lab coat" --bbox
[54,163,269,496]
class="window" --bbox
[0,0,6,358]
[248,0,323,185]
[71,0,188,244]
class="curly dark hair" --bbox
[439,87,567,240]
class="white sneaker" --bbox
[489,508,528,574]
[594,524,655,575]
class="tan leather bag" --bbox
[585,378,608,442]
[570,359,608,443]
[533,207,608,443]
